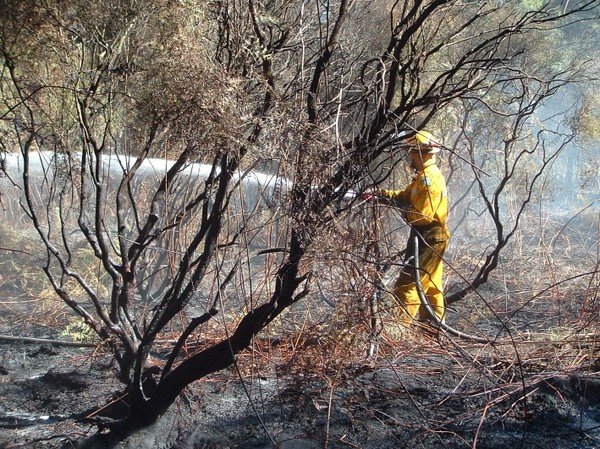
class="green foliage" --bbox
[60,317,96,343]
[520,0,547,11]
[0,220,54,300]
[2,0,600,436]
[578,89,600,142]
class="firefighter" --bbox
[367,130,450,336]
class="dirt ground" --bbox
[1,320,600,449]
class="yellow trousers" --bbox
[391,226,450,326]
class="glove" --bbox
[360,188,377,201]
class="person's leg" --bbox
[386,233,419,337]
[392,271,421,325]
[384,273,420,339]
[417,238,448,322]
[387,229,449,337]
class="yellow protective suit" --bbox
[378,159,450,328]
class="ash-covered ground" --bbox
[1,320,600,449]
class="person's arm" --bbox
[376,187,410,208]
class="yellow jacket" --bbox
[378,159,448,228]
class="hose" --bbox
[412,235,492,344]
